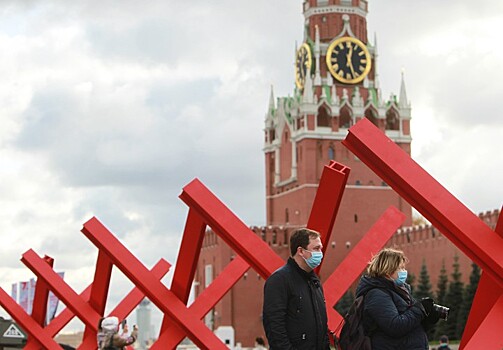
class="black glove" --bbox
[420,297,440,330]
[420,297,434,315]
[425,308,440,324]
[421,308,440,331]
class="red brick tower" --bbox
[264,0,412,281]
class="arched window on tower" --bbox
[339,105,352,129]
[385,108,400,130]
[317,105,331,127]
[365,108,378,126]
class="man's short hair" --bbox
[289,228,320,256]
[440,335,448,343]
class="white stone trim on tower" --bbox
[302,71,314,104]
[325,70,333,87]
[334,14,357,39]
[304,6,367,19]
[331,85,339,107]
[291,140,297,178]
[274,148,280,184]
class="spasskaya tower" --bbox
[264,0,412,260]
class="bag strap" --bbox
[331,316,345,350]
[107,334,115,349]
[332,286,392,349]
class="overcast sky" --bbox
[0,0,501,335]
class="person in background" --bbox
[97,316,138,350]
[438,335,452,349]
[355,248,439,349]
[263,228,330,350]
[120,321,130,339]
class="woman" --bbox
[97,316,138,350]
[356,248,437,349]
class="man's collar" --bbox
[288,257,316,278]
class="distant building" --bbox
[0,317,26,349]
[136,298,153,349]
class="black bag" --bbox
[100,334,120,350]
[334,294,372,350]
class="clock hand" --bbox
[300,56,306,78]
[346,44,356,78]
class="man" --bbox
[263,228,330,350]
[438,335,452,350]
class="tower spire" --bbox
[399,69,409,108]
[303,71,314,104]
[373,32,380,89]
[268,85,275,112]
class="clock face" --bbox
[326,37,371,84]
[295,43,312,90]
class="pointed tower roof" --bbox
[268,85,275,112]
[399,70,409,108]
[302,71,314,104]
[331,84,339,106]
[373,32,380,89]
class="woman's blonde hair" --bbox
[367,248,408,278]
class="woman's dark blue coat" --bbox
[355,275,428,350]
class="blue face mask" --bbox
[395,270,408,286]
[303,250,323,269]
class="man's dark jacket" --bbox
[263,258,330,350]
[356,275,428,350]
